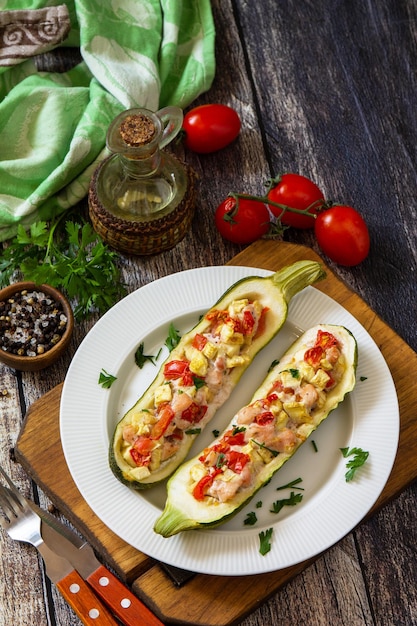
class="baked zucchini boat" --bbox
[154,324,357,536]
[109,260,325,490]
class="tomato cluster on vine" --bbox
[181,104,370,267]
[214,173,370,267]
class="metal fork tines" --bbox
[0,468,69,579]
[0,478,41,546]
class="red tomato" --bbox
[314,205,370,266]
[226,450,250,473]
[181,402,208,424]
[193,469,222,501]
[267,173,325,229]
[183,104,241,153]
[151,405,175,440]
[192,333,208,351]
[163,360,189,380]
[215,196,270,244]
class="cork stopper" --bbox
[119,114,156,147]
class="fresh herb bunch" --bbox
[0,216,126,320]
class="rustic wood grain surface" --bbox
[1,1,416,625]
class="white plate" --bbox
[60,266,399,576]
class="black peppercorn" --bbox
[0,289,68,357]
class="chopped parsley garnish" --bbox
[268,359,280,372]
[251,439,279,457]
[193,376,206,389]
[360,376,368,382]
[232,425,246,435]
[185,428,201,435]
[276,477,304,491]
[165,323,181,351]
[216,453,227,469]
[134,343,161,368]
[288,368,300,379]
[270,491,303,514]
[259,528,273,555]
[244,511,258,526]
[212,429,220,438]
[98,369,117,389]
[256,501,263,508]
[340,447,369,482]
[311,440,318,452]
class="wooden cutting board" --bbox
[15,240,417,626]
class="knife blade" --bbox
[31,502,164,626]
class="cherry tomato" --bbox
[314,205,370,266]
[267,173,325,229]
[183,104,241,153]
[215,196,270,244]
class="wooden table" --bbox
[1,1,417,625]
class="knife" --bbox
[31,502,165,626]
[35,544,119,626]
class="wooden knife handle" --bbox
[56,569,118,625]
[87,564,164,626]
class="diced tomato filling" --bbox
[223,430,245,446]
[316,330,339,349]
[163,360,194,386]
[226,450,250,473]
[255,411,274,425]
[233,310,255,335]
[271,380,283,393]
[199,439,230,463]
[130,436,155,466]
[266,392,278,403]
[205,309,229,324]
[304,345,325,368]
[181,402,208,424]
[192,333,208,351]
[151,404,175,440]
[304,330,339,368]
[163,360,189,379]
[242,309,255,334]
[193,468,223,501]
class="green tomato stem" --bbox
[228,192,326,219]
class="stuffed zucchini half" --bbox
[154,324,357,537]
[110,260,325,490]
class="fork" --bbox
[0,467,118,625]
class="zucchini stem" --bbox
[272,260,326,303]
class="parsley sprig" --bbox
[98,369,117,388]
[135,343,161,368]
[165,323,181,351]
[270,491,303,514]
[0,216,126,320]
[258,528,273,555]
[340,447,369,481]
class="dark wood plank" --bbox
[15,240,417,625]
[233,0,417,353]
[2,0,417,624]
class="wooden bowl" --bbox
[0,282,74,372]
